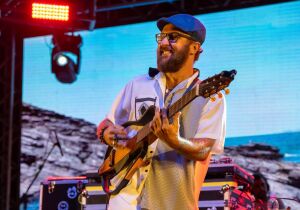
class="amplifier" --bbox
[39,176,88,210]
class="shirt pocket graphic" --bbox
[134,97,157,121]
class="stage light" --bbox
[28,1,96,31]
[51,33,82,83]
[32,3,69,21]
[56,54,68,66]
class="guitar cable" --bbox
[105,194,110,210]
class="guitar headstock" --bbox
[198,70,237,99]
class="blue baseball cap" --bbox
[157,14,206,45]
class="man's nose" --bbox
[159,36,170,46]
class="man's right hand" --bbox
[103,124,128,148]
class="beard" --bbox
[157,43,190,73]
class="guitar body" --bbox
[99,138,145,175]
[99,136,150,194]
[98,106,157,194]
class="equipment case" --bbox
[39,176,88,210]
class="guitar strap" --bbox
[184,75,200,94]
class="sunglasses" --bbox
[155,32,195,44]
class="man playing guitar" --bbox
[97,14,227,210]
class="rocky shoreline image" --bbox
[21,103,300,209]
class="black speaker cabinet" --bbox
[39,177,87,210]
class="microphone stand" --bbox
[20,130,64,210]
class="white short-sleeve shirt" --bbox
[105,70,226,210]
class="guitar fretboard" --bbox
[168,87,198,117]
[135,86,199,143]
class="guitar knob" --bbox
[217,92,223,98]
[224,89,230,95]
[210,96,216,102]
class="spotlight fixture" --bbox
[51,33,82,83]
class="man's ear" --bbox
[193,42,201,53]
[193,42,203,61]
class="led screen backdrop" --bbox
[22,1,300,208]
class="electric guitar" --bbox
[98,70,237,194]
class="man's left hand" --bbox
[149,108,181,149]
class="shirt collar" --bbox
[154,68,200,93]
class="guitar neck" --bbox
[167,86,198,118]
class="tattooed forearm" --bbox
[176,137,215,161]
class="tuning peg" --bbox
[217,92,223,98]
[210,96,216,102]
[224,88,230,95]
